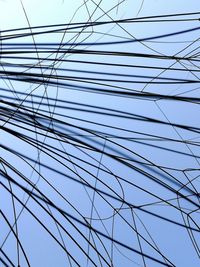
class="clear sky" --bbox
[1,1,200,267]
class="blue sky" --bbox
[1,1,200,266]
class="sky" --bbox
[1,1,200,267]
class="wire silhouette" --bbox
[1,1,200,266]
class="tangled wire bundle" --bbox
[1,1,200,266]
